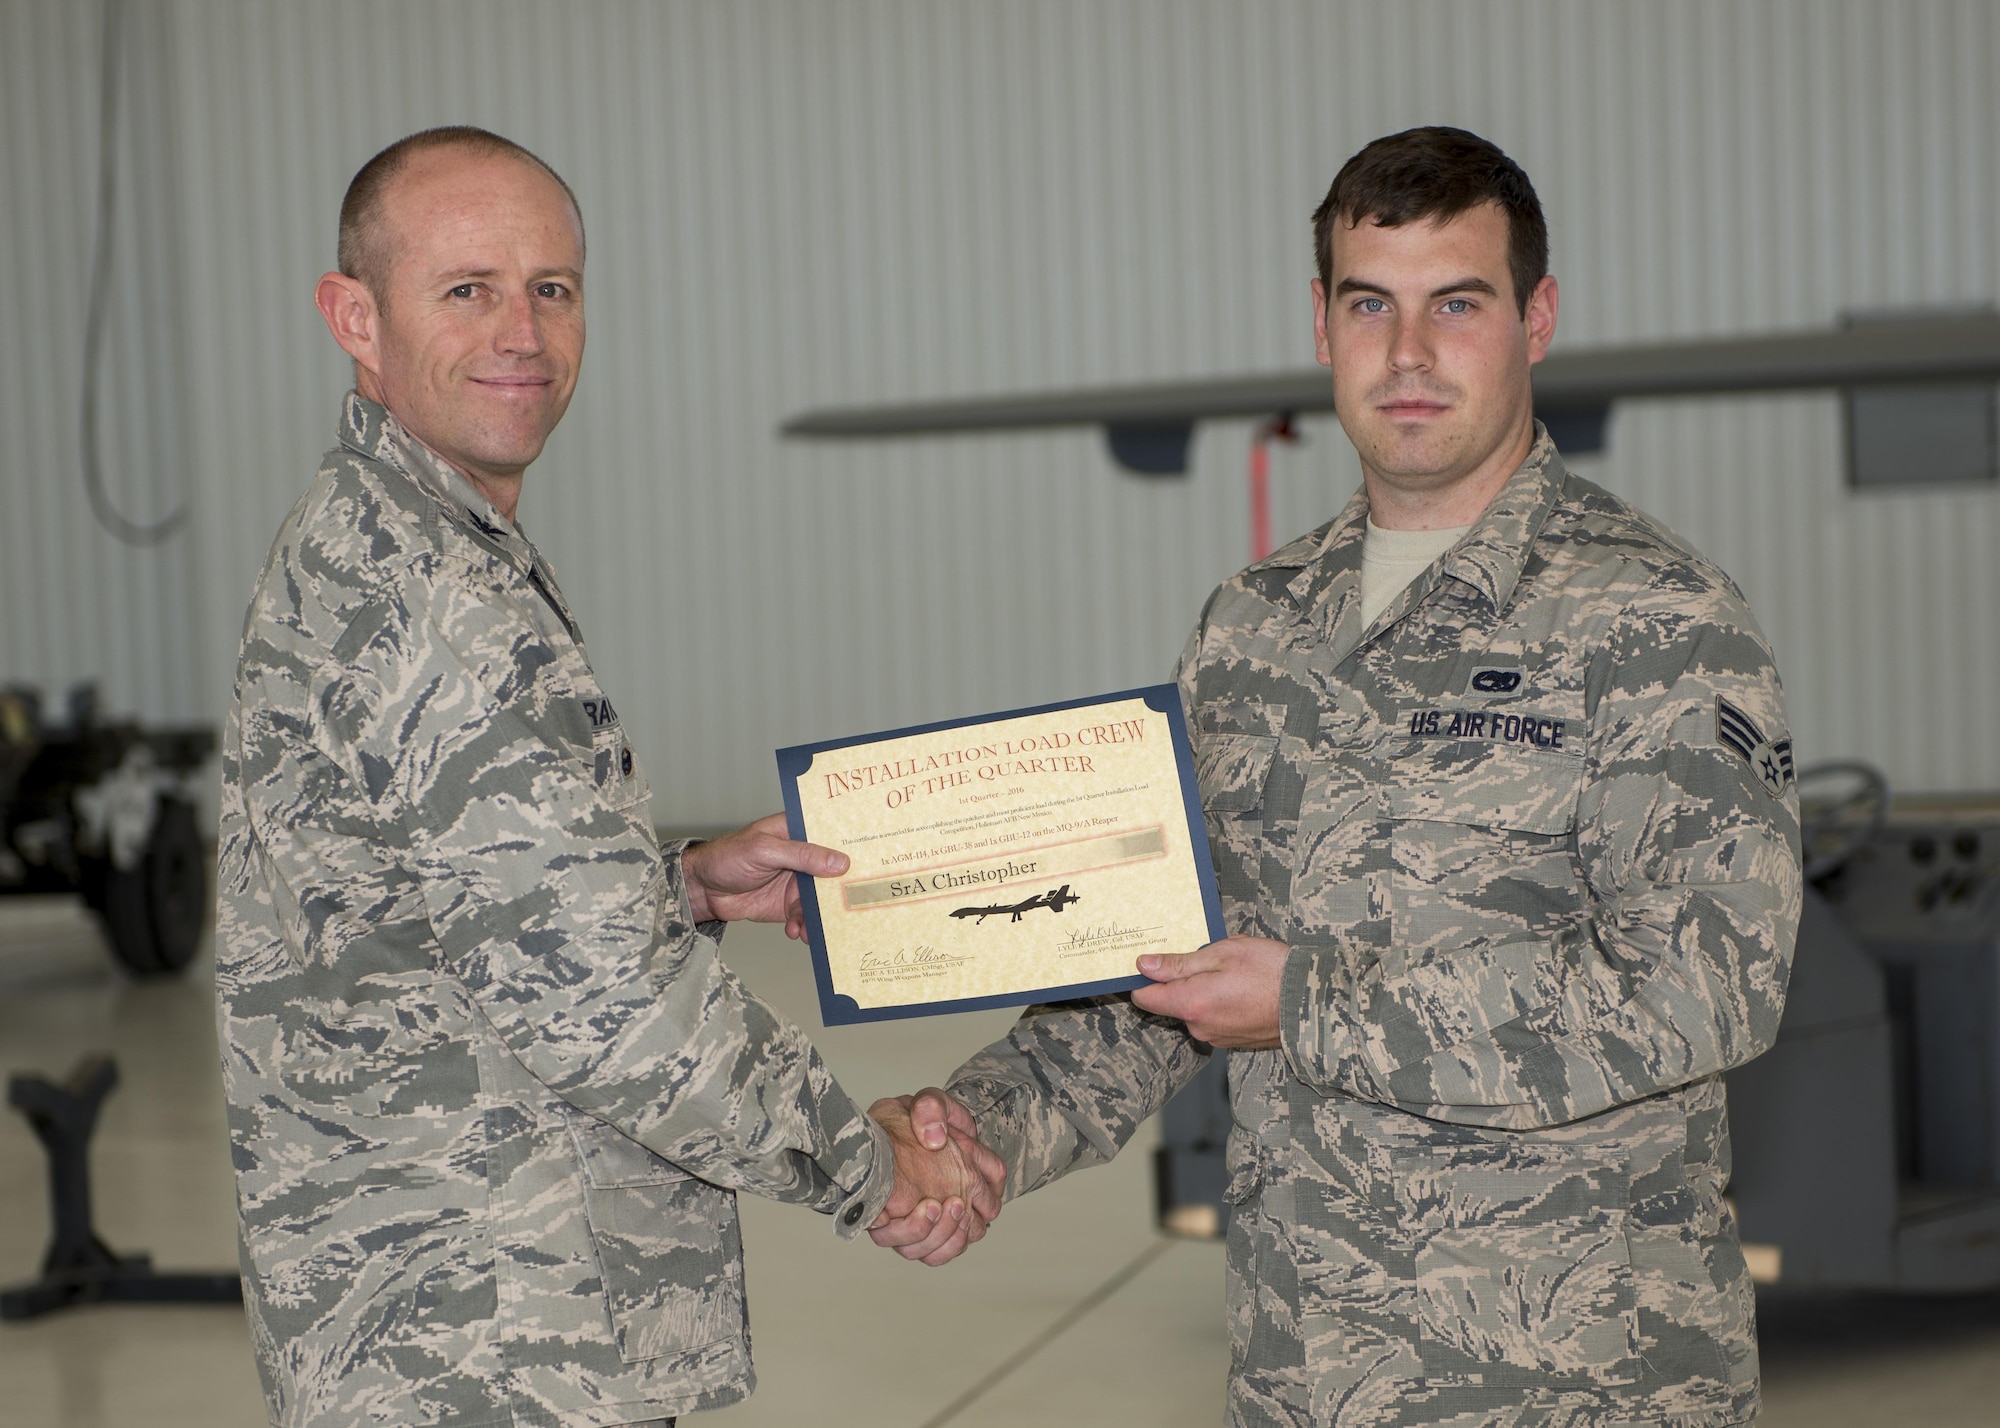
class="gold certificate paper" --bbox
[777,686,1225,1024]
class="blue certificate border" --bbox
[777,684,1224,1026]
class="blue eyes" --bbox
[1350,297,1475,315]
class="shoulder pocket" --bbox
[567,1114,744,1363]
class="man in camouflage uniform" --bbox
[216,127,999,1428]
[908,127,1802,1425]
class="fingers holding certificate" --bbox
[777,686,1225,1024]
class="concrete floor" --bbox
[2,894,1998,1427]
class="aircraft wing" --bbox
[782,312,2000,472]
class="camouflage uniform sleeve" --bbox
[293,582,893,1234]
[947,997,1208,1199]
[946,625,1214,1197]
[1284,573,1804,1129]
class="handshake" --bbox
[852,929,1292,1267]
[863,1088,1008,1267]
[683,817,1291,1263]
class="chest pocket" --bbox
[1194,698,1290,813]
[1194,722,1280,919]
[1383,742,1585,959]
[1195,732,1279,812]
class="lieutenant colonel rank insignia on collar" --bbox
[1716,696,1794,796]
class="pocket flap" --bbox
[567,1113,688,1188]
[1383,746,1581,835]
[1222,1154,1264,1206]
[1196,732,1279,813]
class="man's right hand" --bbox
[680,813,847,939]
[867,1088,1006,1267]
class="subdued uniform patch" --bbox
[214,393,894,1427]
[948,428,1802,1428]
[1464,664,1523,695]
[1716,695,1795,797]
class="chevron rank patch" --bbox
[1717,696,1794,796]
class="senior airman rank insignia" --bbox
[1717,695,1793,796]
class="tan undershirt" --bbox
[1359,518,1472,627]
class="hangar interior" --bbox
[4,2,2000,1425]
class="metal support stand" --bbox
[0,1055,240,1319]
[1154,1051,1232,1238]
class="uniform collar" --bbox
[1436,424,1568,614]
[1282,422,1568,630]
[337,390,538,570]
[1280,486,1369,632]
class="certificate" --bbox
[777,686,1225,1025]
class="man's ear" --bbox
[315,271,380,373]
[1311,278,1332,368]
[1523,274,1559,365]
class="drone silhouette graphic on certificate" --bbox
[949,884,1081,925]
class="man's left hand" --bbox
[1129,936,1289,1048]
[681,813,848,939]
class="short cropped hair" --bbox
[1312,127,1547,315]
[337,126,584,302]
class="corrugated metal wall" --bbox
[1,0,208,722]
[5,0,1996,823]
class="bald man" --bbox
[215,127,1001,1428]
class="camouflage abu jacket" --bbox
[948,430,1802,1428]
[216,393,894,1428]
